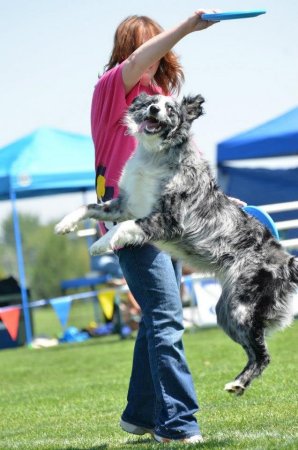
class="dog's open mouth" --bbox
[138,116,163,134]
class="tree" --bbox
[0,213,90,299]
[31,223,90,298]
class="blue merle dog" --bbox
[55,93,297,395]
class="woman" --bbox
[91,10,218,443]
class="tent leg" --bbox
[9,189,32,345]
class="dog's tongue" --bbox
[138,119,159,132]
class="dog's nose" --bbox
[149,104,160,115]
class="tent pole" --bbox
[9,185,32,345]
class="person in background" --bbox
[91,10,219,444]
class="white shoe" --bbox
[120,418,154,436]
[154,433,204,444]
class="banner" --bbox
[0,306,21,340]
[49,296,72,328]
[98,290,115,320]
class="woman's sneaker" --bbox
[154,433,204,444]
[120,418,154,436]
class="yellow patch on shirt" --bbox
[96,175,106,199]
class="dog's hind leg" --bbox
[216,291,270,395]
[224,327,270,395]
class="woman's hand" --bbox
[228,197,247,208]
[186,9,220,32]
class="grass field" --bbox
[1,320,297,449]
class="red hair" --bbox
[104,15,184,94]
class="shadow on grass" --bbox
[64,439,150,450]
[124,436,234,448]
[65,436,234,449]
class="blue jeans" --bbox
[117,244,200,439]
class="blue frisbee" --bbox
[202,10,266,21]
[243,205,280,240]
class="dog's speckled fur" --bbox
[55,93,298,395]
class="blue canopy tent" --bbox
[0,128,95,344]
[217,107,298,242]
[217,107,298,162]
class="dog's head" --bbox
[125,93,204,147]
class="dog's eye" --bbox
[166,105,174,113]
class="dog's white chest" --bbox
[119,154,162,218]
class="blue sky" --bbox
[1,0,297,222]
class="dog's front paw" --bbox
[55,219,78,235]
[55,206,88,235]
[89,237,111,256]
[224,380,245,396]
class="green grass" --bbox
[1,321,298,449]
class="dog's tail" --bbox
[289,257,298,284]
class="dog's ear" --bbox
[128,92,151,114]
[181,95,205,123]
